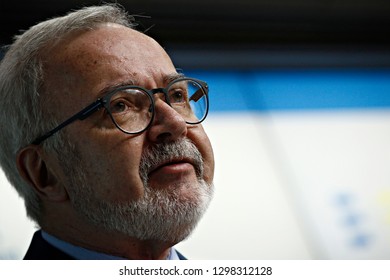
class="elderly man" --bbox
[0,4,214,260]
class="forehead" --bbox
[42,24,176,111]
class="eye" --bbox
[109,90,140,114]
[110,99,130,113]
[172,90,183,102]
[169,88,188,104]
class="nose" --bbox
[147,98,187,143]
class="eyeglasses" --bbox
[31,77,209,145]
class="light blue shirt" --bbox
[41,231,180,260]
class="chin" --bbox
[74,179,214,244]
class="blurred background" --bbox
[1,0,390,259]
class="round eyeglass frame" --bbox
[31,77,209,145]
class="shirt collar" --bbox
[41,230,180,260]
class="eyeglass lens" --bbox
[108,79,208,133]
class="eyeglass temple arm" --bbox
[31,100,104,145]
[189,83,208,102]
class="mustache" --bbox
[139,138,204,184]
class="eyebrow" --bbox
[96,73,185,99]
[163,72,185,85]
[97,79,136,98]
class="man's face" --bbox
[43,24,215,242]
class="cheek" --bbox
[73,132,147,201]
[188,126,215,184]
[203,141,215,184]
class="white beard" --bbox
[61,138,213,243]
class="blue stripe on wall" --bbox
[186,70,390,112]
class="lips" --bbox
[148,157,195,176]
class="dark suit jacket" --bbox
[24,230,186,260]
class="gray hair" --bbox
[0,4,135,224]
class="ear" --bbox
[16,145,69,202]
